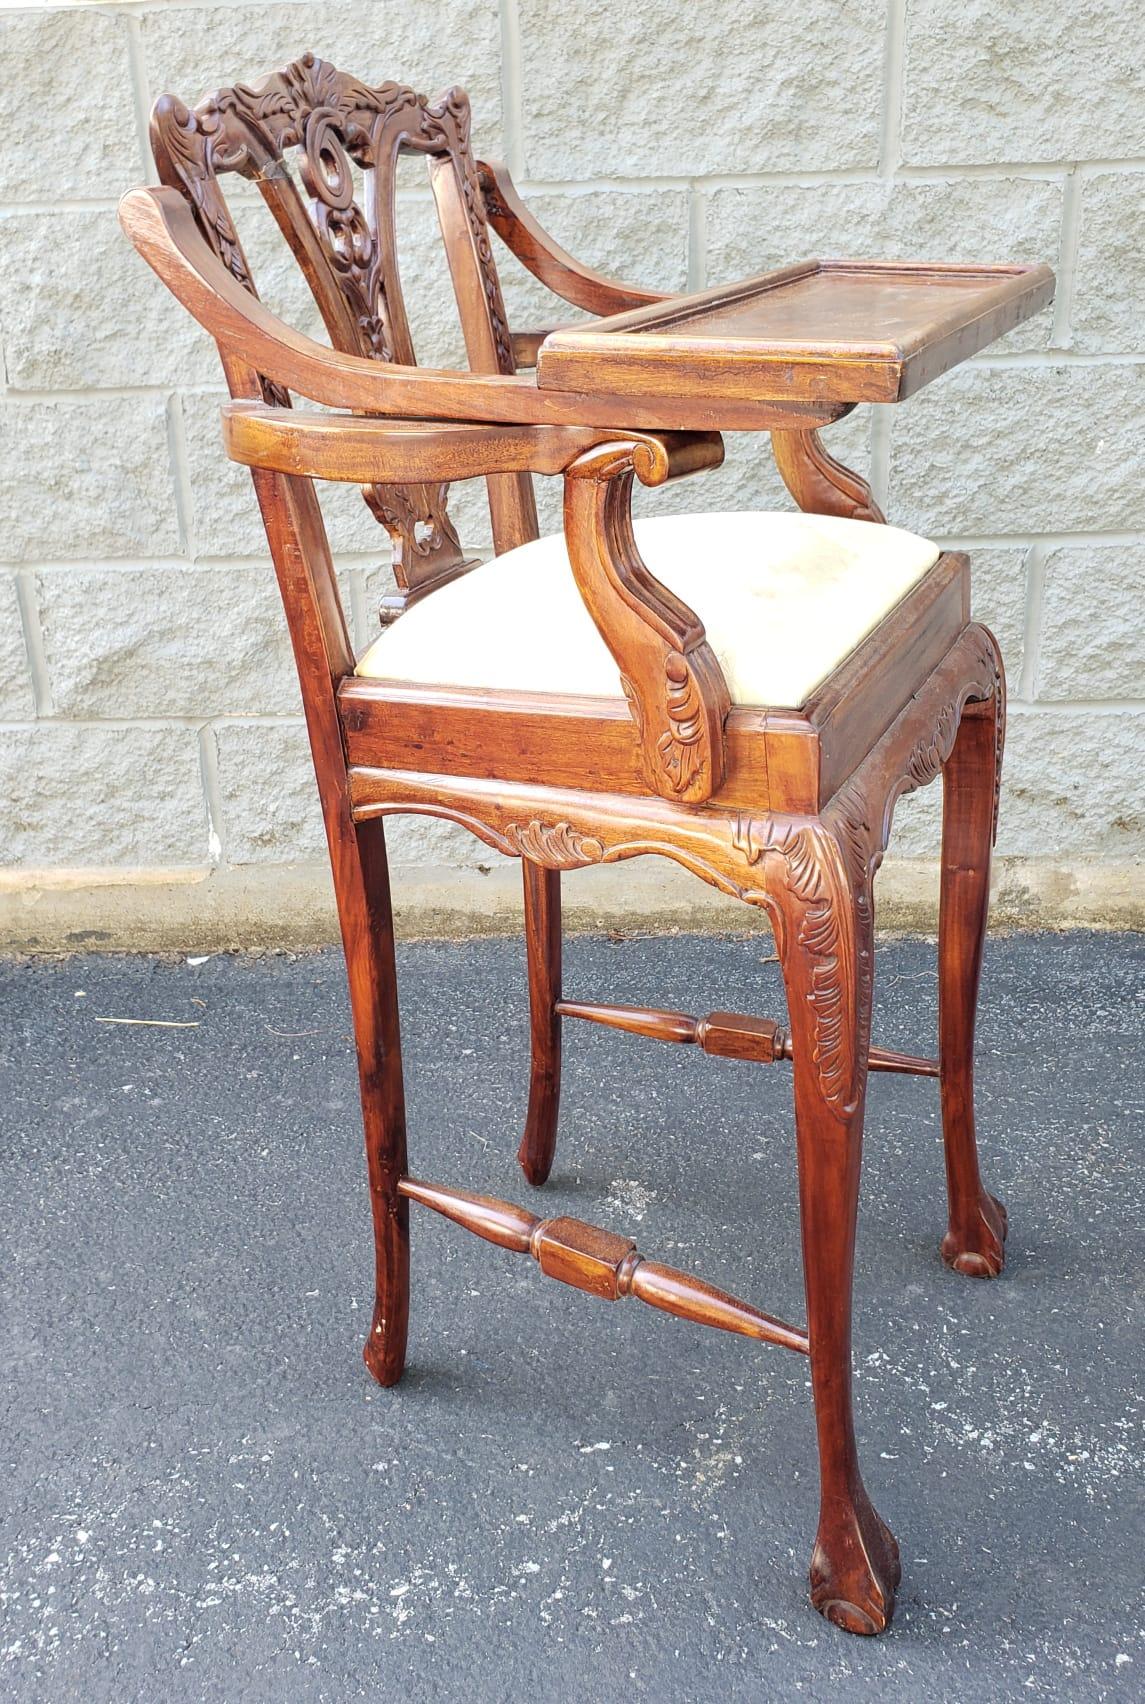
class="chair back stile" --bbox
[149,53,539,634]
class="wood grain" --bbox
[537,258,1056,403]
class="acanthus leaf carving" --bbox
[656,651,706,796]
[732,814,854,1109]
[503,821,605,870]
[149,55,503,597]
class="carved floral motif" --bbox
[503,821,605,869]
[149,54,511,588]
[656,652,706,795]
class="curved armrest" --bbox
[221,402,723,486]
[563,440,730,805]
[477,160,669,315]
[120,185,557,423]
[120,186,844,431]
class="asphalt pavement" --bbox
[2,931,1142,1701]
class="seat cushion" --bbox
[354,510,940,710]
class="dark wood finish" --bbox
[120,186,849,433]
[563,438,731,803]
[248,463,411,1389]
[557,997,938,1075]
[938,696,1009,1276]
[398,1176,809,1352]
[771,427,886,523]
[537,259,1055,404]
[148,57,517,619]
[519,862,562,1186]
[123,54,1035,1639]
[558,998,786,1060]
[222,403,648,484]
[477,158,668,315]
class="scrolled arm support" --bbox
[563,436,730,805]
[771,427,886,523]
[477,159,668,315]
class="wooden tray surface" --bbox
[536,259,1055,405]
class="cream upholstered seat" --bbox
[355,511,941,710]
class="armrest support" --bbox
[477,160,669,315]
[221,403,723,486]
[770,427,886,523]
[563,438,730,805]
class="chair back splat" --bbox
[150,53,538,614]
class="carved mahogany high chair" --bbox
[121,55,1054,1636]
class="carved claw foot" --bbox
[362,1302,405,1388]
[809,1495,901,1635]
[941,1190,1007,1278]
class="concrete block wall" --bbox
[1,0,1142,946]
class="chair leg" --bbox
[518,861,562,1186]
[334,816,410,1388]
[776,836,900,1634]
[938,692,1007,1278]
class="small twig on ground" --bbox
[93,1017,200,1029]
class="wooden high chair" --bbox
[120,53,1053,1635]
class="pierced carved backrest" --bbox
[150,53,534,615]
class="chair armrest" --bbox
[477,160,670,315]
[119,186,583,426]
[563,439,730,806]
[221,403,723,486]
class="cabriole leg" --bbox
[774,836,900,1634]
[938,684,1007,1277]
[337,817,410,1387]
[518,861,562,1186]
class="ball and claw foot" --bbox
[941,1190,1008,1279]
[809,1496,901,1636]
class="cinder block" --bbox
[997,709,1145,856]
[1069,173,1145,353]
[968,548,1031,688]
[519,0,883,177]
[0,9,143,202]
[2,210,218,391]
[901,1,1145,165]
[37,566,305,718]
[214,720,326,863]
[887,366,1143,536]
[1037,546,1145,700]
[137,2,503,152]
[0,575,34,718]
[0,399,181,563]
[0,724,208,866]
